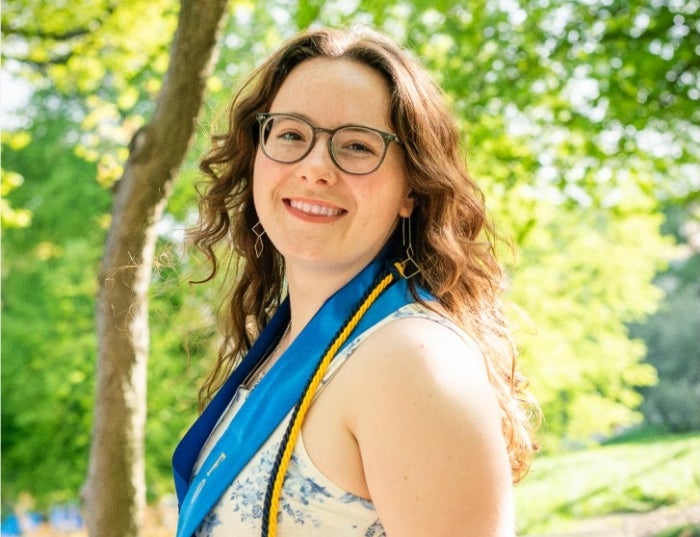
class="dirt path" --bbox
[529,503,700,537]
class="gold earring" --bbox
[395,215,420,279]
[252,221,266,258]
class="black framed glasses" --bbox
[256,113,401,175]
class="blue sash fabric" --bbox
[172,253,429,537]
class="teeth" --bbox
[289,200,342,217]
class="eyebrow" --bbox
[269,111,391,133]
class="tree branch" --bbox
[1,3,116,41]
[1,51,73,67]
[1,3,116,66]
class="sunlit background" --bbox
[2,0,699,535]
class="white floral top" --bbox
[193,303,475,537]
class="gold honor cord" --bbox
[262,268,400,536]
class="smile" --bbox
[288,199,345,217]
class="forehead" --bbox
[269,57,393,129]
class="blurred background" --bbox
[1,0,698,535]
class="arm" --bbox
[348,316,515,537]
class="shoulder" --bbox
[356,309,504,449]
[350,305,491,405]
[339,306,515,535]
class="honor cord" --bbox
[261,269,398,536]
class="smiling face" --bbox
[252,57,414,280]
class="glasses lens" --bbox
[332,128,386,174]
[261,115,313,163]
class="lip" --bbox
[284,197,347,221]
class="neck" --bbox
[284,264,360,338]
[282,242,397,339]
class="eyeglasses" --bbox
[256,113,401,175]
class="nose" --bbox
[298,133,337,184]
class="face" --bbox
[253,57,414,279]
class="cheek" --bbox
[252,148,286,187]
[356,184,408,226]
[374,175,413,218]
[252,150,265,183]
[382,155,413,214]
[251,154,267,213]
[252,150,274,194]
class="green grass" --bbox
[514,432,700,535]
[654,525,700,537]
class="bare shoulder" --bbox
[342,311,515,536]
[350,310,491,403]
[346,311,501,437]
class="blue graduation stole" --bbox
[172,253,428,537]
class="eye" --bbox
[334,128,383,157]
[268,117,311,144]
[273,127,307,143]
[345,141,376,154]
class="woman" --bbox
[173,26,538,537]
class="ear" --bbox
[398,192,416,218]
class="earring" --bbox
[396,215,420,279]
[252,221,266,258]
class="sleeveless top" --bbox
[192,303,478,537]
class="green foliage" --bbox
[1,0,177,95]
[2,0,178,188]
[515,433,700,535]
[505,200,670,443]
[0,97,219,503]
[630,203,700,432]
[1,98,108,504]
[1,170,32,229]
[654,524,700,537]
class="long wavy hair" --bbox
[190,26,538,482]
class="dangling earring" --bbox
[252,221,266,258]
[396,215,420,279]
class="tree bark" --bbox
[84,1,228,536]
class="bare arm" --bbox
[348,317,515,536]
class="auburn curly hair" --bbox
[189,26,538,482]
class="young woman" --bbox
[173,26,538,537]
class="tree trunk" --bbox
[84,1,228,536]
